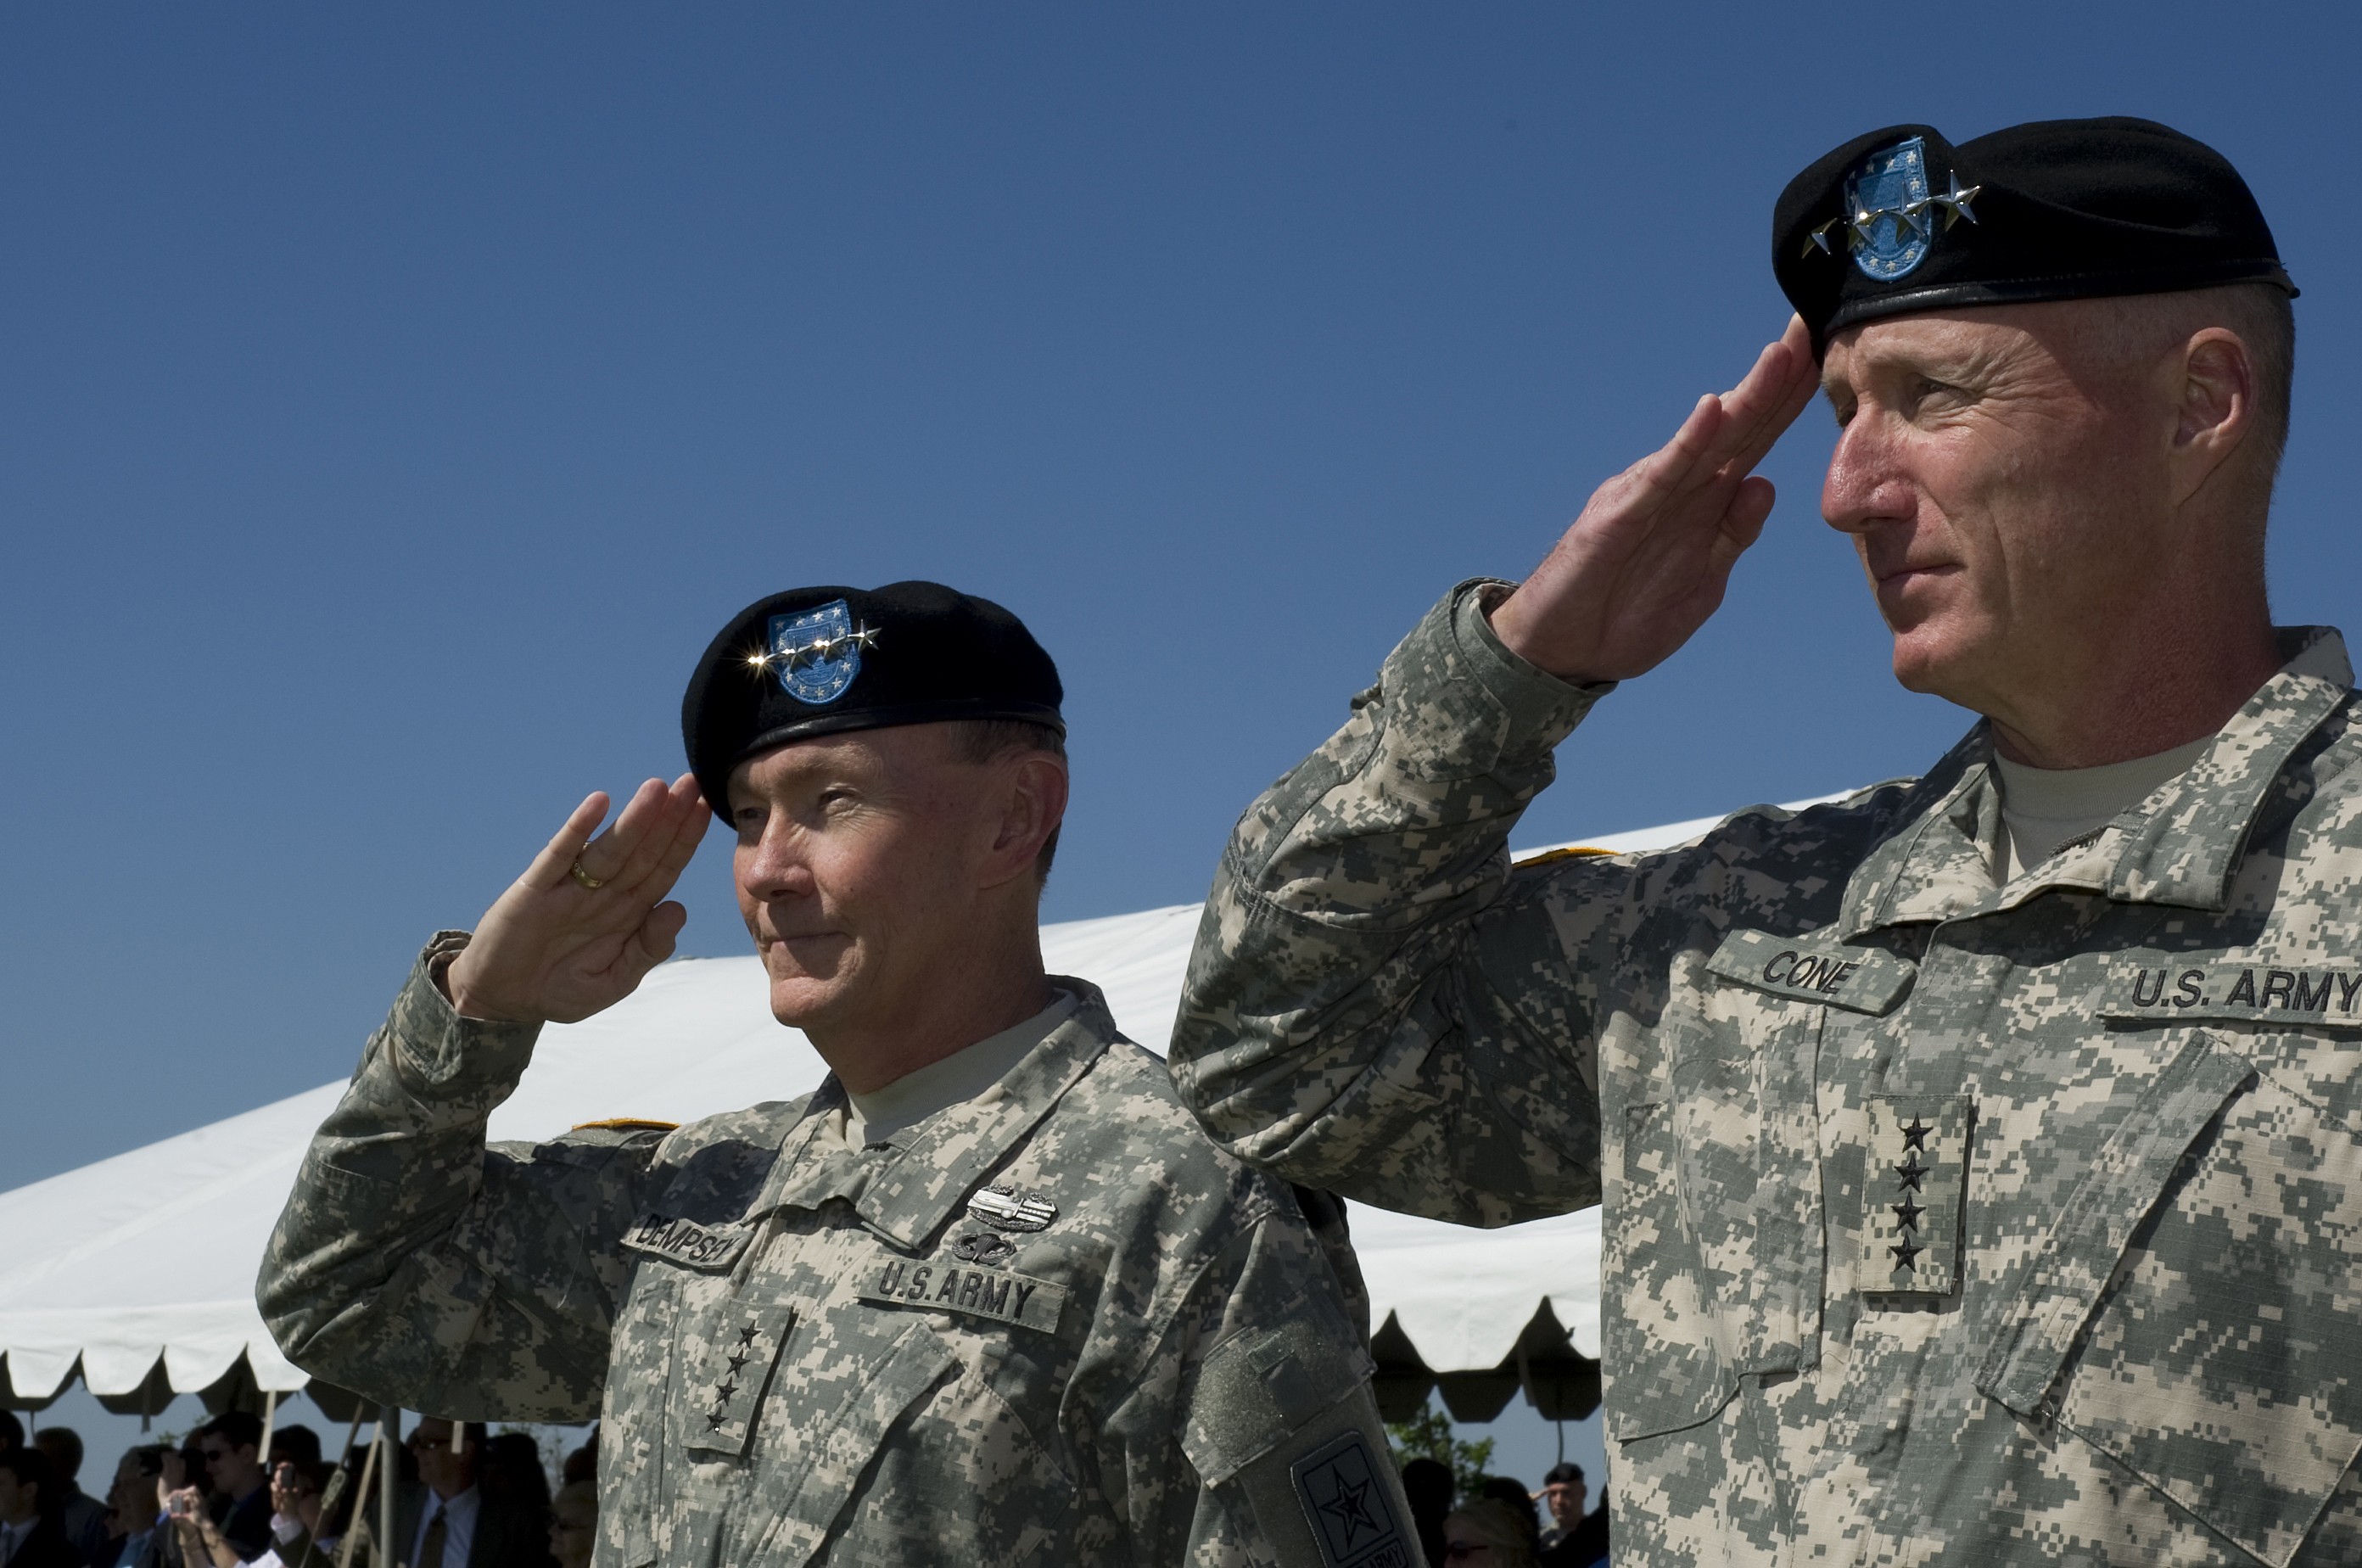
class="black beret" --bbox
[1773,117,2294,353]
[681,580,1063,820]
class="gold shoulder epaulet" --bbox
[572,1117,680,1134]
[1513,844,1615,869]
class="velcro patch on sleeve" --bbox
[1290,1431,1413,1568]
[857,1257,1066,1335]
[622,1212,757,1273]
[1708,928,1916,1015]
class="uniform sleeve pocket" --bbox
[1180,1310,1417,1568]
[1179,1307,1375,1486]
[1976,1030,2362,1568]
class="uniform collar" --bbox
[753,977,1120,1250]
[1843,628,2354,934]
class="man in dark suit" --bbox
[0,1448,89,1568]
[195,1414,272,1562]
[29,1431,110,1568]
[86,1447,166,1568]
[394,1422,550,1568]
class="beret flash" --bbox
[1773,116,2294,354]
[681,581,1063,820]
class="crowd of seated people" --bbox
[1396,1453,1609,1568]
[0,1408,597,1568]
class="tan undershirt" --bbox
[1991,736,2214,882]
[842,990,1077,1149]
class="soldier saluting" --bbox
[1171,119,2362,1563]
[261,582,1413,1568]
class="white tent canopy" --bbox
[0,803,1816,1424]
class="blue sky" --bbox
[4,3,2357,1197]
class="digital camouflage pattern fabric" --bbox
[1170,581,2362,1567]
[260,966,1415,1568]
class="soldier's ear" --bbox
[2169,328,2254,507]
[980,753,1066,891]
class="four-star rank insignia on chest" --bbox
[1857,1095,1973,1297]
[684,1302,794,1459]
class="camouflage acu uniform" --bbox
[1170,581,2362,1567]
[260,949,1415,1568]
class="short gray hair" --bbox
[2088,283,2296,484]
[947,719,1066,882]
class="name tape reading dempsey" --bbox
[623,1213,757,1272]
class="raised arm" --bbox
[1168,324,1818,1224]
[257,776,708,1420]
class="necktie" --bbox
[417,1506,447,1568]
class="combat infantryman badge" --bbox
[966,1184,1058,1232]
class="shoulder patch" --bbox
[573,1117,680,1133]
[1290,1431,1413,1568]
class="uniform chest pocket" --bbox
[1976,1030,2362,1568]
[1605,932,1912,1445]
[739,1315,960,1568]
[601,1214,798,1568]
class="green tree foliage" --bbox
[1384,1403,1494,1505]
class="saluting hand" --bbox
[1491,316,1820,685]
[443,774,710,1024]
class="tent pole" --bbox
[335,1425,380,1568]
[260,1388,278,1462]
[379,1405,400,1568]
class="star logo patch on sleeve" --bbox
[1289,1431,1413,1568]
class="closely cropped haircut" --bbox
[199,1410,263,1453]
[2087,283,2297,489]
[2211,283,2297,471]
[267,1424,322,1469]
[30,1427,81,1481]
[0,1447,52,1492]
[949,718,1068,883]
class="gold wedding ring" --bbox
[569,857,607,891]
